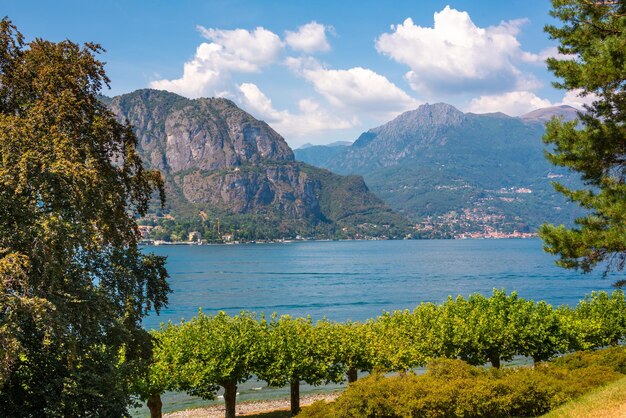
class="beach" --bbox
[163,392,339,417]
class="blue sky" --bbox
[2,0,591,147]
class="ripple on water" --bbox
[142,239,617,329]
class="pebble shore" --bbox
[163,392,340,417]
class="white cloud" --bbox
[467,87,600,116]
[238,83,355,142]
[467,91,552,116]
[284,56,324,72]
[287,57,419,118]
[150,26,282,98]
[285,22,332,53]
[520,46,568,64]
[376,6,539,96]
[561,89,598,110]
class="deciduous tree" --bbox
[258,316,343,416]
[0,18,169,416]
[173,311,264,418]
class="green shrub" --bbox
[298,352,625,418]
[551,346,626,374]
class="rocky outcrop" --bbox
[175,162,321,219]
[105,89,406,236]
[108,89,293,173]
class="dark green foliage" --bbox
[0,19,169,416]
[540,0,626,280]
[298,356,624,418]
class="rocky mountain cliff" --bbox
[295,103,583,237]
[105,89,407,239]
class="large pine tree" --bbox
[540,0,626,285]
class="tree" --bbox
[440,290,520,368]
[510,300,568,364]
[257,316,343,416]
[0,19,169,416]
[569,290,626,348]
[370,304,441,372]
[540,0,626,285]
[132,324,182,418]
[325,320,375,383]
[172,311,264,418]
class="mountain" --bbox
[295,103,582,237]
[298,141,351,149]
[294,141,351,168]
[106,89,408,239]
[520,105,580,124]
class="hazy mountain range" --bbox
[295,103,582,237]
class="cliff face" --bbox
[174,162,321,219]
[106,89,406,236]
[108,89,293,172]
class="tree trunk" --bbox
[533,356,541,366]
[489,355,501,369]
[223,380,237,418]
[290,379,300,416]
[347,367,358,383]
[147,393,163,418]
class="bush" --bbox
[551,346,626,374]
[299,352,625,418]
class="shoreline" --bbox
[140,235,539,246]
[162,392,340,418]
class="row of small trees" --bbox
[138,290,626,418]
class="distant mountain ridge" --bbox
[520,105,580,123]
[105,89,408,238]
[295,103,582,237]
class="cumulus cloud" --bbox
[376,6,539,96]
[561,89,598,110]
[150,26,282,98]
[285,22,332,53]
[467,91,552,116]
[238,83,355,141]
[286,57,419,118]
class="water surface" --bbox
[134,239,616,416]
[144,239,615,330]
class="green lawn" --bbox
[541,377,626,418]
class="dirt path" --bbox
[163,392,339,417]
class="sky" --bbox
[1,0,594,148]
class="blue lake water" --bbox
[143,238,616,330]
[134,238,618,416]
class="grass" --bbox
[541,376,626,418]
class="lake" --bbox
[143,238,616,330]
[135,238,617,416]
